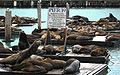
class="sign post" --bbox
[48,7,67,54]
[48,7,66,28]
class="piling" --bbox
[66,3,69,19]
[3,8,13,42]
[14,1,17,7]
[31,1,34,7]
[37,0,41,30]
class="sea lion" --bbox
[63,59,80,74]
[76,36,93,40]
[79,46,89,54]
[72,45,82,53]
[79,45,100,54]
[65,58,76,67]
[0,48,13,53]
[0,42,4,48]
[43,58,66,69]
[109,13,118,22]
[106,34,120,41]
[67,34,78,40]
[21,65,47,73]
[71,15,89,22]
[0,40,41,65]
[90,48,108,56]
[10,61,32,71]
[42,45,57,54]
[28,60,53,71]
[55,46,64,52]
[0,42,13,53]
[18,31,30,50]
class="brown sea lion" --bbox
[0,42,4,48]
[79,45,100,54]
[79,46,89,54]
[0,48,13,53]
[21,65,47,73]
[43,58,66,69]
[72,45,82,53]
[67,34,78,40]
[55,46,64,52]
[63,59,80,74]
[90,48,108,56]
[76,36,93,40]
[0,42,13,53]
[18,31,30,50]
[28,60,53,71]
[0,40,41,65]
[106,34,120,41]
[10,61,32,71]
[95,30,107,36]
[42,45,57,54]
[71,15,89,22]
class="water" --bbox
[0,8,120,75]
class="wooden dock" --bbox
[43,52,110,64]
[0,0,120,8]
[0,62,108,75]
[39,39,115,47]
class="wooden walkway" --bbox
[0,62,108,75]
[0,0,120,8]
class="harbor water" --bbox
[0,8,120,75]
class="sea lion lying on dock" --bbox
[0,40,41,65]
[28,60,53,71]
[42,45,61,54]
[72,45,100,54]
[90,48,108,56]
[106,34,120,41]
[21,65,47,72]
[76,35,93,40]
[43,58,66,69]
[63,59,80,74]
[72,45,82,53]
[10,55,53,71]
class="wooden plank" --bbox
[17,23,34,26]
[42,50,110,64]
[0,62,107,75]
[41,39,115,47]
[46,63,108,75]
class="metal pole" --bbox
[66,3,69,19]
[5,8,11,41]
[37,0,41,30]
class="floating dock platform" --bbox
[0,62,108,75]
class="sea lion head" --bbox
[72,45,82,53]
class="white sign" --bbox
[48,7,66,28]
